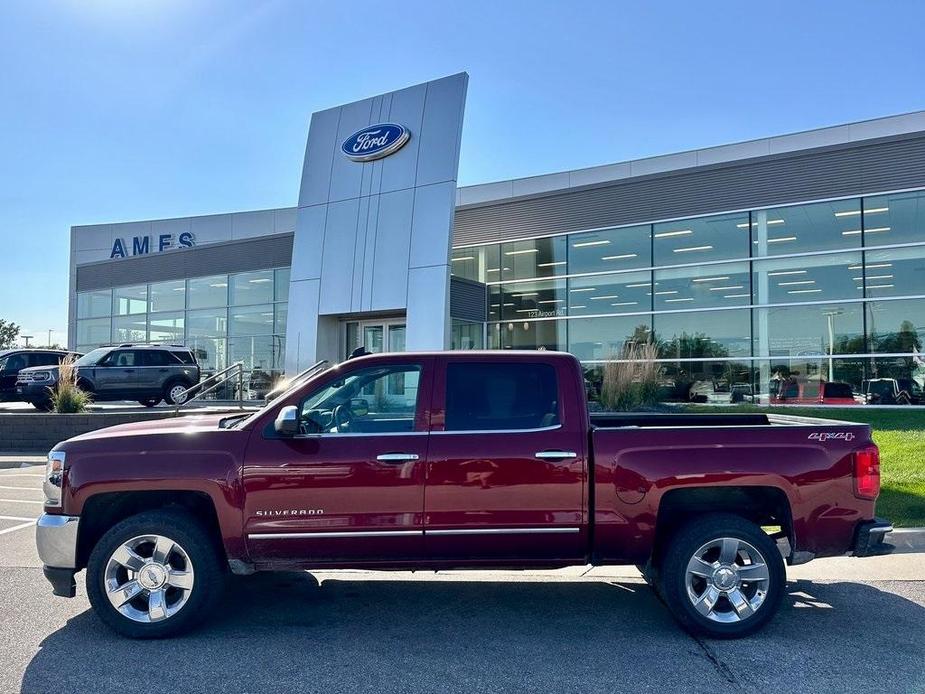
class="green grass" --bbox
[684,405,925,527]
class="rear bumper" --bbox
[852,518,894,557]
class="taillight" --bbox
[853,446,880,500]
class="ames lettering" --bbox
[110,231,195,259]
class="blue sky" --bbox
[1,0,924,344]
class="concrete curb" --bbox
[887,528,925,553]
[0,454,46,470]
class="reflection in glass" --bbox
[113,285,147,316]
[754,303,864,357]
[867,299,925,354]
[76,318,110,345]
[230,271,274,306]
[148,312,184,343]
[451,320,484,349]
[655,262,750,310]
[274,268,291,302]
[751,199,861,255]
[863,245,925,299]
[187,308,227,338]
[500,237,567,281]
[568,316,651,361]
[111,314,147,343]
[654,310,751,359]
[77,290,112,319]
[568,225,651,274]
[500,279,567,320]
[752,253,862,305]
[862,190,925,247]
[653,213,748,265]
[568,271,651,316]
[149,280,186,313]
[500,319,566,350]
[187,275,228,309]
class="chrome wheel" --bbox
[685,536,770,624]
[168,384,188,404]
[104,534,195,623]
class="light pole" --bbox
[47,329,53,347]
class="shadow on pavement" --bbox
[21,574,925,694]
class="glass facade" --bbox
[75,267,290,399]
[452,189,925,405]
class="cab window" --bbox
[297,365,421,435]
[100,350,139,367]
[444,362,559,431]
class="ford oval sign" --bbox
[341,123,410,162]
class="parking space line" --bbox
[0,473,44,478]
[0,521,35,536]
[0,515,34,522]
[0,499,43,505]
[0,485,41,491]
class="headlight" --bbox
[31,371,52,382]
[44,451,65,507]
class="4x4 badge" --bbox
[808,432,855,442]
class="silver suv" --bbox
[16,344,200,409]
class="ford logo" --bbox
[341,123,410,162]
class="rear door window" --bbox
[143,350,174,367]
[444,362,559,431]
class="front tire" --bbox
[660,513,785,639]
[86,510,226,639]
[139,398,161,408]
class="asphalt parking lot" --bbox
[1,466,923,694]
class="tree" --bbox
[0,319,20,350]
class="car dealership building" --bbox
[68,73,925,403]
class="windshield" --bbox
[74,347,110,367]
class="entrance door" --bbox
[347,319,407,358]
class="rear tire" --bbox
[163,380,191,405]
[86,509,226,639]
[659,513,785,639]
[139,398,161,408]
[30,399,53,411]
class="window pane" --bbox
[451,320,484,349]
[655,262,750,310]
[187,337,226,372]
[148,311,184,343]
[500,319,567,350]
[299,365,422,434]
[754,303,864,357]
[753,357,865,405]
[482,245,502,282]
[752,252,862,305]
[751,199,860,256]
[229,304,274,336]
[77,290,111,319]
[149,280,186,313]
[274,303,288,336]
[500,236,567,281]
[654,309,751,359]
[450,248,481,281]
[500,279,567,320]
[187,275,228,309]
[568,225,651,274]
[111,315,147,343]
[568,271,651,316]
[866,358,924,404]
[113,285,147,316]
[863,246,925,299]
[445,362,558,431]
[867,299,925,353]
[230,270,274,306]
[568,316,652,361]
[229,335,284,373]
[862,190,925,247]
[76,318,110,345]
[657,360,754,404]
[274,267,290,302]
[187,308,227,338]
[653,213,748,265]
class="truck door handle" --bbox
[376,453,420,463]
[535,450,577,460]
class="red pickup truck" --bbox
[36,351,892,639]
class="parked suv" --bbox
[0,349,79,402]
[16,344,200,409]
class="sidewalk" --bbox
[0,453,46,469]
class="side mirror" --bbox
[274,405,299,437]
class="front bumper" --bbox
[37,514,80,598]
[852,518,894,557]
[15,381,54,401]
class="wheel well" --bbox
[651,486,793,566]
[76,490,224,569]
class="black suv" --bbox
[0,349,79,402]
[16,344,200,409]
